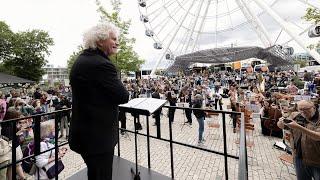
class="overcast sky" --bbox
[0,0,319,69]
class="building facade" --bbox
[42,64,68,84]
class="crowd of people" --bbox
[0,67,319,179]
[0,86,71,179]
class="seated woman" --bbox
[35,120,67,180]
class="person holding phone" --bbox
[277,100,320,180]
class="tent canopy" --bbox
[0,72,35,85]
[167,45,294,72]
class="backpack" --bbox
[22,142,36,175]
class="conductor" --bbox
[69,22,129,180]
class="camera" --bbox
[294,114,306,126]
[283,119,292,124]
[308,25,320,38]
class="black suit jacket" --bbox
[69,48,129,155]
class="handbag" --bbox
[42,142,64,179]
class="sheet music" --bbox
[119,98,167,115]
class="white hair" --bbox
[40,120,55,139]
[83,22,119,49]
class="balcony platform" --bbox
[68,156,171,180]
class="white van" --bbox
[254,64,268,72]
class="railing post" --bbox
[133,113,139,177]
[238,112,248,180]
[34,116,41,180]
[55,111,60,180]
[118,125,120,157]
[168,116,174,179]
[11,121,17,180]
[146,115,151,168]
[222,113,228,180]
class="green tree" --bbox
[0,21,14,63]
[304,8,320,49]
[293,58,307,68]
[0,21,54,81]
[67,0,144,74]
[67,45,83,73]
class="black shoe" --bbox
[121,131,125,135]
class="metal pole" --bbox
[134,114,139,177]
[12,121,16,180]
[118,127,120,157]
[183,0,205,53]
[252,0,320,63]
[55,112,60,180]
[238,112,248,180]
[151,0,197,75]
[146,115,151,168]
[168,117,175,179]
[191,0,211,52]
[241,0,273,46]
[215,0,218,48]
[156,111,161,138]
[222,113,228,179]
[296,0,320,10]
[34,116,41,180]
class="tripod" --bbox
[177,103,192,131]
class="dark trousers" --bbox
[168,108,175,122]
[185,109,192,123]
[231,105,237,129]
[81,150,114,180]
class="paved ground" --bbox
[29,98,295,180]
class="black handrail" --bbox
[238,112,248,180]
[0,108,71,180]
[118,105,248,180]
[0,105,249,180]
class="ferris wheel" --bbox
[137,0,320,75]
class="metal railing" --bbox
[0,108,71,180]
[0,106,249,180]
[118,105,248,180]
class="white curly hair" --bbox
[83,22,120,49]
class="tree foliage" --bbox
[293,58,307,68]
[67,45,83,73]
[67,0,144,74]
[304,8,320,24]
[303,8,320,50]
[0,21,54,81]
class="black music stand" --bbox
[176,102,191,131]
[119,98,167,180]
